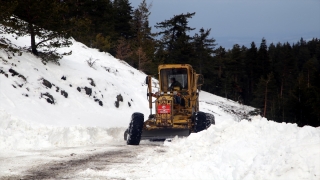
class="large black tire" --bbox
[127,112,144,145]
[205,113,215,126]
[193,111,207,132]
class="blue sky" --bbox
[131,0,320,49]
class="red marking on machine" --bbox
[157,104,171,114]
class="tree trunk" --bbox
[138,49,141,70]
[250,70,254,94]
[263,74,272,117]
[264,81,268,117]
[280,77,284,98]
[307,70,310,88]
[224,82,227,99]
[29,23,38,56]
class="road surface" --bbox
[0,141,165,180]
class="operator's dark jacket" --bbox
[170,80,182,90]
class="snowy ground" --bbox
[0,31,319,180]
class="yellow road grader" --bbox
[124,64,215,145]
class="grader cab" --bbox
[124,64,215,145]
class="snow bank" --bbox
[0,109,125,151]
[141,116,320,180]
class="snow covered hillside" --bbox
[0,34,155,128]
[0,32,319,180]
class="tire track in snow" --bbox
[20,148,130,180]
[2,143,164,180]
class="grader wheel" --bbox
[126,113,144,145]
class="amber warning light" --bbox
[157,105,171,114]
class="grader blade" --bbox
[141,129,190,140]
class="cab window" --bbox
[160,68,188,92]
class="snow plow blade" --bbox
[140,129,190,140]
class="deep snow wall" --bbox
[138,116,320,180]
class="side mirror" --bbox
[197,74,204,86]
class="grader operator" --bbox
[124,64,215,145]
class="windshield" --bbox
[160,68,188,92]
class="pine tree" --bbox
[296,38,311,70]
[131,0,153,46]
[245,42,258,103]
[279,43,298,98]
[153,41,167,70]
[64,0,113,48]
[253,72,276,117]
[0,0,73,62]
[193,28,216,74]
[288,73,320,126]
[210,46,227,95]
[92,33,112,52]
[115,37,132,61]
[113,0,133,40]
[302,57,319,88]
[130,0,155,72]
[136,47,150,71]
[225,44,246,101]
[257,38,270,77]
[215,46,226,79]
[155,12,196,64]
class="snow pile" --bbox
[0,109,126,150]
[140,117,320,180]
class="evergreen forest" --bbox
[0,0,319,127]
